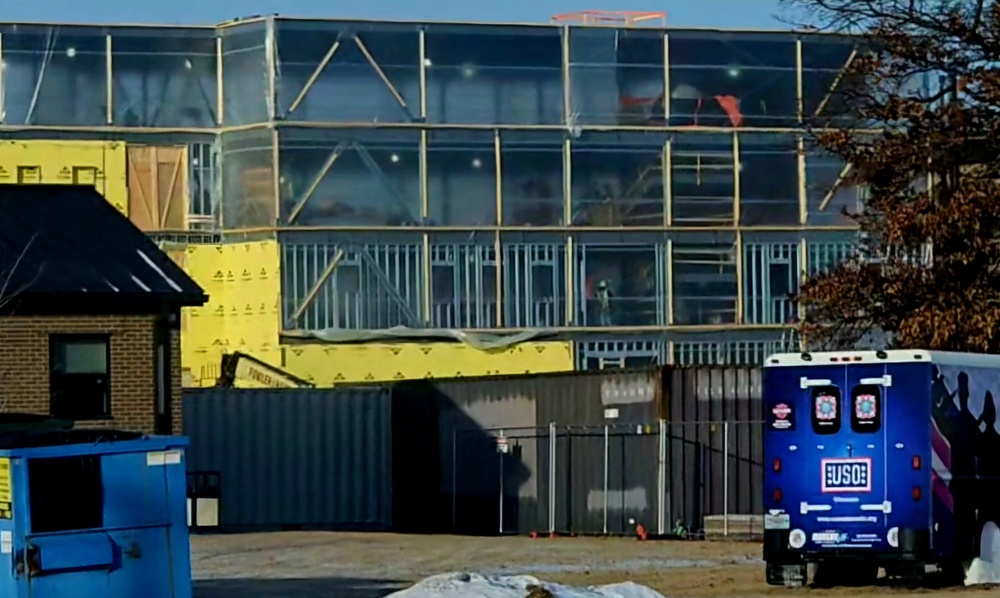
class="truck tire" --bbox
[765,563,806,586]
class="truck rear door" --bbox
[798,362,891,548]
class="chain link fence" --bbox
[449,420,764,538]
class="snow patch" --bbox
[965,558,1000,585]
[386,572,666,598]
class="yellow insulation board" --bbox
[167,239,574,387]
[176,241,282,388]
[0,140,128,215]
[283,341,575,386]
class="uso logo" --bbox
[821,457,872,493]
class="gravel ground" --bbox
[190,532,997,598]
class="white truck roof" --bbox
[764,350,1000,368]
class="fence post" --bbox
[499,431,505,535]
[603,424,609,535]
[451,427,457,533]
[723,421,730,537]
[548,422,556,535]
[657,419,666,535]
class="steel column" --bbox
[105,34,113,125]
[265,17,277,120]
[418,29,427,119]
[797,136,807,225]
[795,38,803,123]
[216,36,224,125]
[561,26,571,124]
[663,33,671,122]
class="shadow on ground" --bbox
[194,577,408,598]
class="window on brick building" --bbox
[49,335,111,420]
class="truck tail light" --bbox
[773,458,782,472]
[912,486,921,500]
[912,455,921,470]
[773,488,783,502]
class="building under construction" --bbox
[0,12,861,384]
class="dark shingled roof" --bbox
[0,185,207,313]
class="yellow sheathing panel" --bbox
[179,241,282,387]
[283,341,575,386]
[0,140,128,215]
[173,238,573,388]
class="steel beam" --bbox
[354,143,417,221]
[271,127,280,225]
[216,36,224,125]
[818,162,853,211]
[735,231,744,325]
[561,26,571,124]
[286,143,346,224]
[732,132,741,225]
[494,129,502,225]
[354,35,416,121]
[797,136,807,224]
[562,136,572,225]
[265,17,277,120]
[418,29,427,119]
[359,249,420,324]
[795,38,803,123]
[287,39,341,115]
[267,119,886,135]
[666,239,675,325]
[814,48,858,116]
[664,139,673,226]
[419,129,429,220]
[565,235,575,325]
[663,33,671,122]
[291,248,344,323]
[494,231,503,327]
[105,34,113,125]
[421,233,431,324]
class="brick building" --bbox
[0,185,207,434]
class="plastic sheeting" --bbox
[282,325,557,350]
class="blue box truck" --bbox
[763,350,1000,586]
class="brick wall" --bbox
[0,314,183,435]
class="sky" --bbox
[4,0,792,29]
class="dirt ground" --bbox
[190,532,997,597]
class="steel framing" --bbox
[0,17,869,349]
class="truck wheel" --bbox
[765,563,806,587]
[885,562,925,587]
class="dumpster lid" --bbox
[0,428,143,449]
[0,413,74,435]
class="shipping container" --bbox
[126,145,189,231]
[183,387,393,531]
[392,365,764,537]
[391,368,665,535]
[664,366,764,535]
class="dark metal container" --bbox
[183,387,393,531]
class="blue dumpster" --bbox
[0,428,191,598]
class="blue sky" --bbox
[7,0,790,29]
